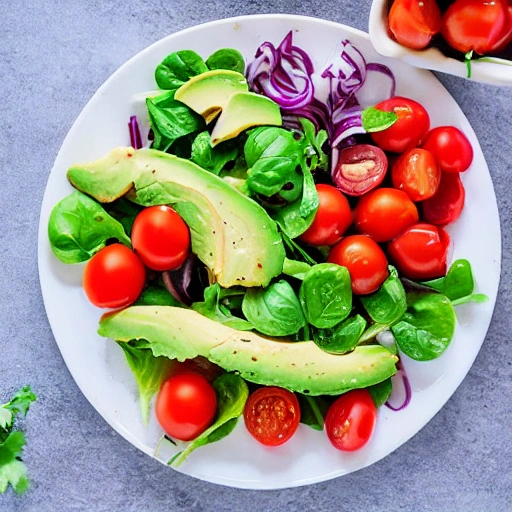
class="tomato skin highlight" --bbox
[300,184,353,246]
[328,235,389,295]
[388,223,450,280]
[244,387,300,446]
[156,372,217,441]
[325,389,377,452]
[388,0,442,50]
[392,148,441,202]
[422,172,466,226]
[83,243,146,308]
[131,205,190,271]
[370,97,430,154]
[354,188,419,242]
[421,126,473,174]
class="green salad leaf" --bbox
[48,191,131,264]
[105,198,143,237]
[312,314,367,354]
[362,106,398,133]
[191,131,238,175]
[297,395,330,431]
[422,259,475,301]
[282,258,311,280]
[133,283,183,307]
[206,48,245,73]
[368,378,393,407]
[155,50,208,90]
[299,118,328,171]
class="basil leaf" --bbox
[170,374,249,466]
[206,48,245,74]
[362,106,398,133]
[242,280,306,336]
[368,378,392,407]
[48,191,132,264]
[155,50,208,90]
[134,283,183,307]
[391,292,456,361]
[312,314,366,354]
[191,131,238,175]
[297,395,330,431]
[422,259,474,301]
[299,263,352,329]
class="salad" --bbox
[47,32,487,465]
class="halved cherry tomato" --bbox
[244,387,300,446]
[354,188,419,242]
[332,144,388,196]
[422,172,466,225]
[388,0,442,50]
[388,223,450,279]
[131,205,190,271]
[441,0,512,54]
[392,148,441,202]
[328,235,389,295]
[300,184,353,246]
[370,97,430,153]
[83,243,145,308]
[421,126,473,173]
[156,372,217,441]
[325,389,377,452]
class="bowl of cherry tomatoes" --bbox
[369,0,512,85]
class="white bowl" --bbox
[369,0,512,86]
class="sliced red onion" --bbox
[385,364,412,411]
[128,115,143,150]
[162,254,198,307]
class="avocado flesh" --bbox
[67,147,285,287]
[99,306,398,396]
[175,69,249,124]
[211,92,282,146]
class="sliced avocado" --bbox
[175,69,248,123]
[99,306,398,396]
[210,92,282,147]
[67,147,285,287]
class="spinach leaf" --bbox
[282,258,311,280]
[117,341,173,424]
[368,378,392,407]
[312,314,366,354]
[360,267,407,325]
[170,373,249,466]
[281,232,318,265]
[242,279,306,336]
[191,131,238,175]
[134,283,183,307]
[146,91,205,152]
[206,48,245,73]
[361,106,398,133]
[297,394,330,431]
[105,198,143,236]
[391,292,456,361]
[155,50,208,90]
[192,284,252,331]
[422,259,474,301]
[299,263,352,329]
[451,294,489,306]
[48,191,131,264]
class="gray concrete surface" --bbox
[1,1,511,510]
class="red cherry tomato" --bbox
[441,0,512,54]
[243,387,300,447]
[392,148,441,202]
[421,126,473,173]
[83,243,145,308]
[332,144,388,196]
[300,184,353,246]
[370,97,430,154]
[422,172,466,226]
[388,0,442,50]
[328,235,389,295]
[156,372,217,441]
[388,223,450,279]
[354,188,419,242]
[131,205,190,271]
[325,389,377,452]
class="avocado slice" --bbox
[174,69,248,123]
[67,147,285,287]
[99,306,398,396]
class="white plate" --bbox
[37,14,501,490]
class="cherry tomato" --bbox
[422,172,466,225]
[131,205,190,271]
[388,223,450,279]
[388,0,442,50]
[441,0,512,54]
[328,235,389,295]
[332,144,388,196]
[325,389,377,452]
[244,387,300,446]
[421,126,473,173]
[83,243,145,308]
[354,188,419,242]
[156,372,217,441]
[392,148,441,202]
[300,184,353,246]
[370,97,430,154]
